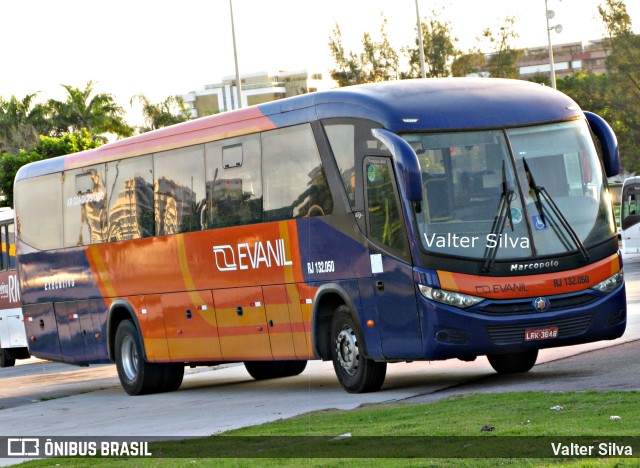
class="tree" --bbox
[557,72,612,118]
[451,49,486,77]
[0,93,51,154]
[47,81,133,139]
[481,17,523,79]
[361,16,400,83]
[598,0,640,173]
[0,129,101,205]
[0,150,45,206]
[404,11,459,78]
[329,15,399,86]
[131,94,192,133]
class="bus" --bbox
[620,177,640,253]
[14,78,625,395]
[0,208,30,367]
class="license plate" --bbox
[525,326,558,341]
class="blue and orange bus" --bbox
[14,78,625,395]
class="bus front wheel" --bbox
[487,349,538,374]
[115,320,184,395]
[244,360,307,380]
[330,306,386,393]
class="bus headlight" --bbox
[419,285,484,308]
[590,270,624,293]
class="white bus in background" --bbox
[620,177,640,254]
[0,208,30,367]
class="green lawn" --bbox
[15,390,640,467]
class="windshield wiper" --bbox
[522,158,590,262]
[482,161,514,273]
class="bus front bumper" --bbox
[419,284,627,361]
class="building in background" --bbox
[183,70,338,117]
[516,39,610,80]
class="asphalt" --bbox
[405,337,640,403]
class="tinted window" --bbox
[15,174,63,250]
[205,135,262,228]
[365,158,407,254]
[154,145,206,235]
[325,124,356,206]
[323,119,388,209]
[63,165,107,247]
[106,155,154,241]
[262,124,333,221]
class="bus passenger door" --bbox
[161,290,221,362]
[213,287,272,360]
[364,157,423,359]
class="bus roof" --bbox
[16,78,582,181]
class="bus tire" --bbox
[487,349,538,374]
[115,320,184,395]
[158,363,185,392]
[244,360,307,380]
[0,349,16,368]
[330,306,386,393]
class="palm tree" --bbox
[47,81,133,139]
[0,93,50,153]
[131,94,192,133]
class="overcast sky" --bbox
[1,0,638,124]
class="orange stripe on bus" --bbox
[87,245,117,298]
[438,254,620,299]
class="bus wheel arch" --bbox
[107,301,144,362]
[312,284,362,361]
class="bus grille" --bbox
[486,315,593,344]
[477,293,596,316]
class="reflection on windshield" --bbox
[405,120,615,261]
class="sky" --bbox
[1,0,639,125]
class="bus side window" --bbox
[154,145,206,235]
[62,165,107,247]
[262,124,333,222]
[106,155,154,241]
[205,135,262,229]
[324,123,356,207]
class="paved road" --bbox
[0,253,638,442]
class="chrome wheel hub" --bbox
[121,335,138,381]
[335,326,359,375]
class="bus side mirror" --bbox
[584,111,620,177]
[372,129,423,202]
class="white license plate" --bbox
[525,326,558,341]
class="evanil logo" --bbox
[213,239,293,272]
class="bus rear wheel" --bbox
[0,349,16,368]
[244,360,307,380]
[330,306,386,393]
[115,320,184,395]
[487,349,538,374]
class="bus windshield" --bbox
[407,120,615,261]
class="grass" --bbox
[14,390,640,467]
